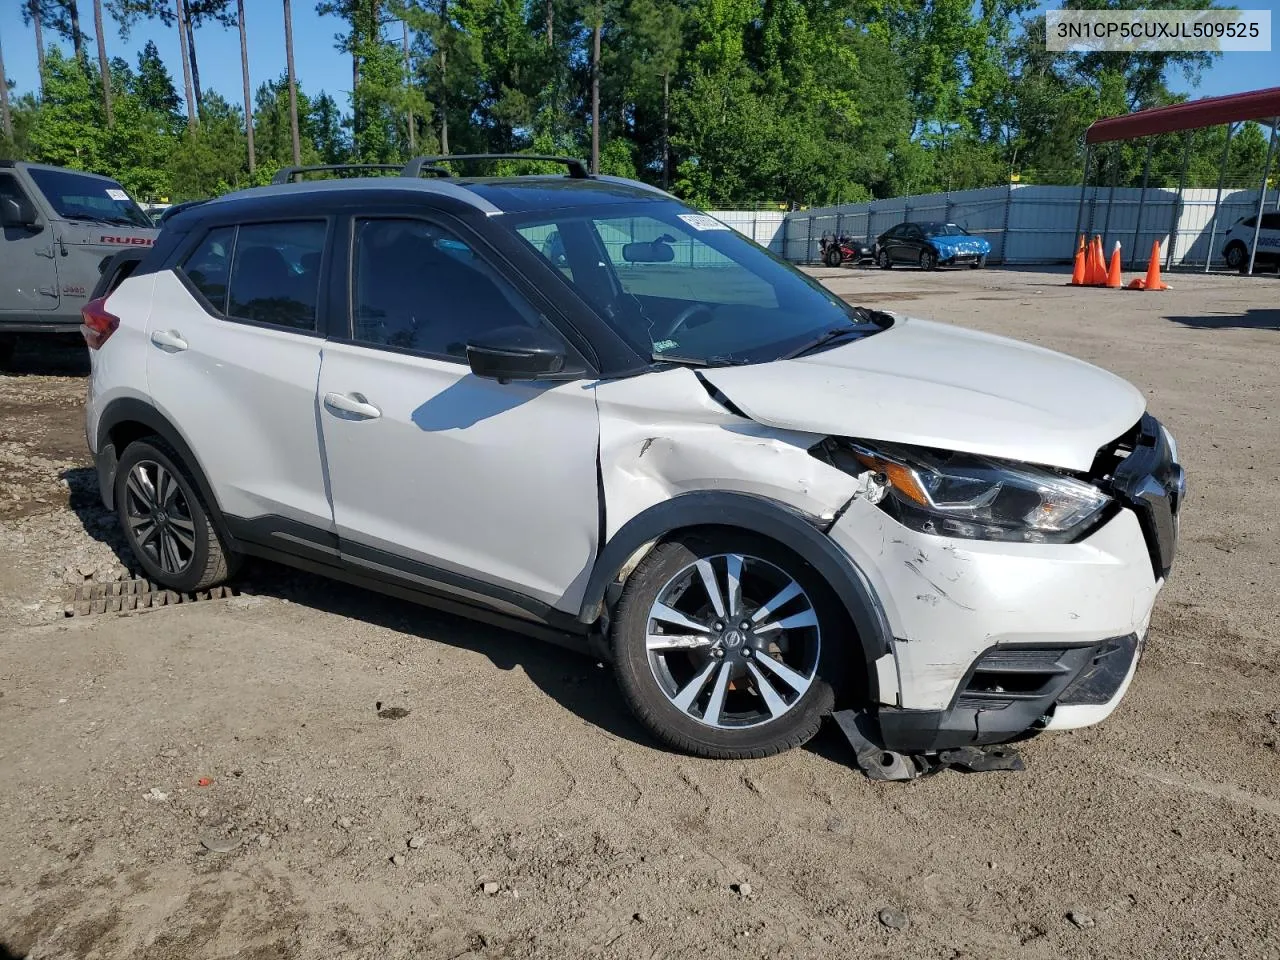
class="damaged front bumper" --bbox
[874,630,1146,753]
[827,494,1169,756]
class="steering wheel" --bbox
[657,302,715,341]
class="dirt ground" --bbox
[1,267,1278,960]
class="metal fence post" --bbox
[1073,143,1092,256]
[1247,118,1279,276]
[1130,139,1153,269]
[1166,130,1192,271]
[1204,123,1236,272]
[1100,143,1119,252]
[806,215,814,264]
[998,182,1012,263]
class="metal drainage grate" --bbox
[64,578,241,617]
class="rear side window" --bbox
[1262,213,1280,231]
[228,222,326,330]
[180,221,326,331]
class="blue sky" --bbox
[1,1,1277,113]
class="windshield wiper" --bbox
[650,352,745,368]
[781,325,870,360]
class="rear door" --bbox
[0,171,60,315]
[146,218,335,539]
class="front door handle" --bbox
[323,392,382,420]
[150,329,188,352]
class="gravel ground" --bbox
[1,267,1278,959]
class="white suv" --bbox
[81,156,1184,762]
[1221,211,1280,273]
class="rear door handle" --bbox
[150,330,188,352]
[323,392,382,420]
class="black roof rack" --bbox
[270,163,405,185]
[401,154,590,179]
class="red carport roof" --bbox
[1085,86,1280,145]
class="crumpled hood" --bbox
[700,316,1145,471]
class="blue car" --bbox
[874,221,991,270]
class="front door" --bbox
[0,172,60,315]
[317,215,601,615]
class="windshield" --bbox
[921,222,969,237]
[26,168,153,227]
[510,201,885,365]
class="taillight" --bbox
[81,297,120,350]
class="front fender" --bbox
[576,490,891,703]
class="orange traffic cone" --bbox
[1083,236,1096,285]
[1071,234,1086,285]
[1106,241,1122,288]
[1127,277,1146,290]
[1142,240,1167,291]
[1090,236,1105,285]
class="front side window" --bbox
[25,167,152,227]
[227,221,326,330]
[1261,212,1280,231]
[352,218,539,358]
[0,174,30,205]
[511,200,883,365]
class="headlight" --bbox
[842,442,1111,543]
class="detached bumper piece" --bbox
[833,710,1025,781]
[836,634,1141,780]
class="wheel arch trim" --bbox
[577,490,891,701]
[95,397,233,543]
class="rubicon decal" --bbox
[100,235,155,246]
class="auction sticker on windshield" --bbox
[106,189,131,201]
[678,213,730,231]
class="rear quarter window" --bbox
[180,226,235,313]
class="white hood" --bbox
[700,316,1146,471]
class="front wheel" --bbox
[824,246,843,268]
[971,254,987,269]
[1224,241,1248,273]
[920,248,938,271]
[877,249,893,269]
[610,532,847,759]
[115,438,239,593]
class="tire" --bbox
[1224,241,1247,273]
[824,246,843,268]
[114,437,239,592]
[971,254,987,269]
[877,249,893,269]
[610,531,850,760]
[920,248,938,271]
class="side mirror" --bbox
[466,325,574,383]
[0,197,40,230]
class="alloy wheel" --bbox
[645,553,821,729]
[123,460,197,576]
